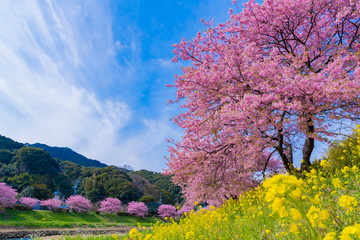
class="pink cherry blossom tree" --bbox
[99,198,123,214]
[66,195,92,213]
[177,206,193,216]
[157,204,178,219]
[167,0,360,205]
[40,199,62,210]
[0,182,17,208]
[20,197,39,208]
[127,201,148,218]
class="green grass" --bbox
[0,209,159,228]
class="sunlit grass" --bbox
[0,210,159,228]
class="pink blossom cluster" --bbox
[99,198,123,214]
[40,199,62,209]
[177,206,193,216]
[0,182,17,208]
[66,195,92,212]
[127,201,148,218]
[20,197,39,208]
[167,0,360,205]
[157,204,178,219]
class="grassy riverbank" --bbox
[0,209,159,228]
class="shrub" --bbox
[14,204,32,210]
[52,208,70,213]
[139,195,156,203]
[127,201,148,218]
[324,125,360,171]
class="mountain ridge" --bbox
[29,143,107,168]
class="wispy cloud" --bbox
[0,1,132,163]
[0,0,239,172]
[0,0,185,171]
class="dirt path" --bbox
[0,226,134,239]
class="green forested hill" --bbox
[30,143,107,168]
[0,134,182,204]
[135,169,183,204]
[0,135,24,150]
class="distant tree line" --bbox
[0,135,182,204]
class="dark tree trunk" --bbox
[301,119,314,171]
[276,129,293,173]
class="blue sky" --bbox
[0,0,243,171]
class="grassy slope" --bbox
[0,209,159,228]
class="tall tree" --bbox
[167,0,360,205]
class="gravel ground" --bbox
[0,226,133,239]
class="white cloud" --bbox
[0,1,132,163]
[154,58,175,69]
[104,115,183,171]
[0,0,184,172]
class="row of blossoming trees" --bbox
[0,182,191,219]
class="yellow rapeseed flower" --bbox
[263,174,303,199]
[306,206,326,228]
[351,165,359,173]
[265,192,276,202]
[323,232,337,240]
[129,228,140,239]
[144,234,152,240]
[186,231,195,239]
[271,197,284,212]
[290,208,302,221]
[340,223,360,240]
[341,166,350,173]
[319,209,329,221]
[290,188,302,199]
[320,160,330,168]
[278,206,288,218]
[290,223,298,233]
[339,195,358,212]
[332,178,344,189]
[310,195,320,205]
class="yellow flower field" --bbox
[118,128,360,240]
[123,162,359,239]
